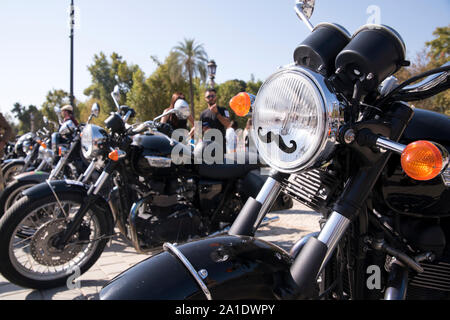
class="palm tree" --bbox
[170,39,209,119]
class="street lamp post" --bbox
[69,0,75,108]
[207,60,217,88]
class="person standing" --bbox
[61,105,79,126]
[200,88,231,152]
[226,120,239,154]
[161,92,195,131]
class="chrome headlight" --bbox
[81,124,108,160]
[22,140,33,154]
[252,65,342,173]
[38,145,46,158]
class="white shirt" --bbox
[226,128,237,154]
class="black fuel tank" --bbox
[378,108,450,217]
[99,235,293,300]
[132,134,176,158]
[131,134,192,176]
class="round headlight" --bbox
[81,124,108,159]
[252,65,342,173]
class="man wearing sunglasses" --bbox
[200,88,231,152]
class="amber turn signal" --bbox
[229,92,253,117]
[401,141,444,181]
[108,150,119,162]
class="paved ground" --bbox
[0,202,321,300]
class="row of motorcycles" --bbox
[1,0,450,300]
[0,81,292,290]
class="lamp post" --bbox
[207,60,217,88]
[69,0,75,108]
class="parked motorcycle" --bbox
[0,104,100,217]
[1,129,51,184]
[0,85,289,289]
[99,0,450,300]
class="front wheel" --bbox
[2,161,25,185]
[0,192,110,289]
[0,180,38,218]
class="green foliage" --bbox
[83,52,138,121]
[426,26,450,68]
[41,89,71,129]
[395,26,449,116]
[170,39,209,119]
[11,103,45,135]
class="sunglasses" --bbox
[206,95,216,99]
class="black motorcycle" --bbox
[1,129,52,185]
[0,104,100,216]
[0,86,289,289]
[99,0,450,300]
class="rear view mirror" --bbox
[294,0,316,31]
[91,103,100,118]
[173,99,191,120]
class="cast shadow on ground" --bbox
[25,279,109,300]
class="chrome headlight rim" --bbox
[81,124,108,160]
[252,65,342,174]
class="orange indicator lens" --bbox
[401,141,443,181]
[108,150,119,162]
[229,92,252,117]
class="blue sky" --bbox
[0,0,449,117]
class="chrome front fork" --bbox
[49,157,66,180]
[317,211,351,273]
[78,160,96,183]
[232,173,351,281]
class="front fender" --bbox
[14,171,50,184]
[22,180,115,235]
[23,179,89,200]
[100,235,293,300]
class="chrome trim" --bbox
[255,177,280,204]
[253,65,343,174]
[92,172,109,195]
[163,243,212,300]
[317,211,351,273]
[81,124,108,160]
[442,166,450,187]
[145,156,172,168]
[313,22,351,39]
[376,137,406,154]
[353,24,406,57]
[294,4,314,31]
[129,198,147,254]
[79,160,96,183]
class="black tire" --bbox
[2,161,25,185]
[0,180,38,219]
[0,192,110,289]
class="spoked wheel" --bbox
[0,180,37,219]
[2,162,25,185]
[0,193,109,289]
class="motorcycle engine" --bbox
[135,178,204,248]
